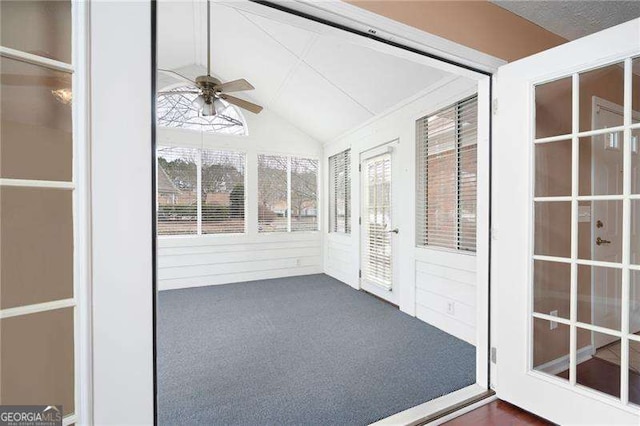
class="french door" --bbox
[494,18,640,423]
[360,142,398,303]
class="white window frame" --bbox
[415,95,478,253]
[328,148,351,235]
[157,145,248,237]
[257,152,320,234]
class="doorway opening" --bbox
[154,1,492,423]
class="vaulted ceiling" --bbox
[157,1,450,142]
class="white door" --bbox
[494,18,640,424]
[360,143,397,303]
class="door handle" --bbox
[387,228,399,234]
[596,237,611,246]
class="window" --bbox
[157,86,247,135]
[157,146,245,235]
[416,95,477,252]
[328,149,351,234]
[258,154,318,233]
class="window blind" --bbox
[201,149,246,234]
[258,154,289,232]
[291,157,318,232]
[416,95,478,252]
[328,149,351,234]
[157,146,198,235]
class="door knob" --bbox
[387,228,399,234]
[596,237,611,246]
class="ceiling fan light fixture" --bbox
[201,101,215,117]
[213,97,227,115]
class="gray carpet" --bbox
[158,274,475,426]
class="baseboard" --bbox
[536,345,595,375]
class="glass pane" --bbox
[631,201,639,265]
[579,133,624,196]
[580,329,621,400]
[258,155,288,233]
[633,128,640,195]
[580,62,625,132]
[534,260,570,320]
[630,339,640,406]
[535,140,572,197]
[532,317,569,380]
[1,57,72,181]
[0,187,73,309]
[201,150,245,235]
[631,271,640,333]
[534,201,571,258]
[291,157,318,232]
[0,0,72,63]
[578,200,622,263]
[0,308,74,415]
[157,147,198,235]
[577,265,622,331]
[535,77,572,139]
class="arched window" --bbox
[157,85,247,135]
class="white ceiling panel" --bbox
[272,63,373,142]
[304,36,447,114]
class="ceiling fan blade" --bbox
[158,90,200,95]
[213,78,254,93]
[158,68,196,85]
[220,94,263,114]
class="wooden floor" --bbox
[443,400,552,425]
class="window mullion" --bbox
[287,156,292,233]
[196,149,202,235]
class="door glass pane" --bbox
[535,77,572,139]
[632,57,640,116]
[0,308,75,415]
[362,154,392,288]
[578,200,622,263]
[577,265,621,331]
[630,339,640,407]
[533,318,569,380]
[0,0,72,63]
[579,133,624,196]
[631,201,640,265]
[1,57,72,181]
[535,140,572,197]
[579,62,625,132]
[579,328,621,400]
[631,271,640,333]
[534,260,570,320]
[0,187,73,309]
[534,201,571,258]
[632,128,640,195]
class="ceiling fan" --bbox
[158,0,263,116]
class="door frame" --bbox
[493,18,640,424]
[359,140,400,304]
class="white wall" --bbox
[157,109,324,290]
[323,76,481,345]
[90,1,154,423]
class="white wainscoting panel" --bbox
[158,233,322,290]
[414,248,477,345]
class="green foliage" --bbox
[230,184,245,218]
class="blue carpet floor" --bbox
[158,274,475,425]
